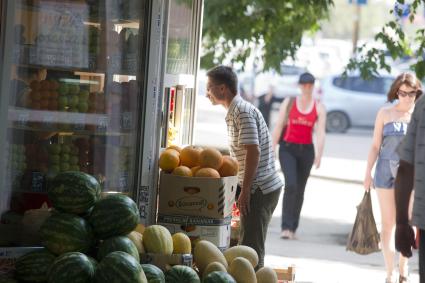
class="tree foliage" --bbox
[346,0,425,79]
[201,0,334,72]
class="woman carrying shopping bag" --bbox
[364,72,422,283]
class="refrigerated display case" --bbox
[0,0,204,247]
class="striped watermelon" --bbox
[141,264,165,283]
[97,236,140,261]
[95,251,147,283]
[15,249,56,282]
[48,171,101,214]
[165,265,200,283]
[48,252,95,283]
[203,271,236,283]
[89,194,139,239]
[40,212,94,255]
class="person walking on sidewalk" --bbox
[271,72,326,240]
[205,65,284,269]
[364,73,422,283]
[395,84,424,282]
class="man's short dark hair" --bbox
[206,65,238,95]
[298,72,315,84]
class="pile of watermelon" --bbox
[11,171,150,283]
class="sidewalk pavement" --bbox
[310,156,366,184]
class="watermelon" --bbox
[0,278,18,283]
[40,212,94,255]
[48,252,95,283]
[97,236,140,261]
[15,249,56,282]
[141,264,165,283]
[203,271,236,283]
[89,194,139,239]
[165,265,200,283]
[87,256,98,271]
[95,251,147,283]
[48,171,101,214]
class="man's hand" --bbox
[237,190,251,216]
[395,223,417,258]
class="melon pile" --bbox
[193,240,279,283]
[159,145,239,178]
[11,171,148,283]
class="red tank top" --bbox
[283,99,318,144]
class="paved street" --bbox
[264,177,420,283]
[194,96,421,282]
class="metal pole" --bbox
[352,2,361,56]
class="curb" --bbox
[310,173,363,185]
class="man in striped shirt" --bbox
[206,66,284,268]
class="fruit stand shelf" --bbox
[14,62,138,77]
[8,108,134,136]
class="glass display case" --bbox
[0,0,148,246]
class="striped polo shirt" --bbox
[225,95,284,194]
[397,95,425,230]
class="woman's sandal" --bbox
[399,275,410,283]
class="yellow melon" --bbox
[159,149,180,172]
[200,148,223,170]
[172,232,192,254]
[172,166,193,177]
[180,146,202,168]
[195,168,221,178]
[218,155,239,177]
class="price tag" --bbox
[17,112,29,127]
[121,112,132,130]
[138,186,150,221]
[118,171,128,189]
[96,116,109,131]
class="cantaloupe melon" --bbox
[223,245,259,268]
[228,257,257,283]
[256,266,278,283]
[193,240,228,274]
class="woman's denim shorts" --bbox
[373,158,399,189]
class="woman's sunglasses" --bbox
[398,90,418,98]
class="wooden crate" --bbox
[275,266,296,283]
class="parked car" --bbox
[321,74,394,133]
[238,64,307,99]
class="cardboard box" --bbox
[0,247,43,278]
[157,214,232,250]
[158,172,238,219]
[275,266,296,283]
[140,253,192,271]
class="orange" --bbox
[199,147,223,170]
[167,145,182,153]
[159,149,180,172]
[172,166,193,177]
[190,166,201,176]
[195,168,220,178]
[180,146,202,168]
[218,155,239,177]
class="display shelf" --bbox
[8,108,134,136]
[14,60,138,77]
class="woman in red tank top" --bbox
[271,72,327,240]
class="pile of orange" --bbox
[27,80,59,110]
[159,145,238,178]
